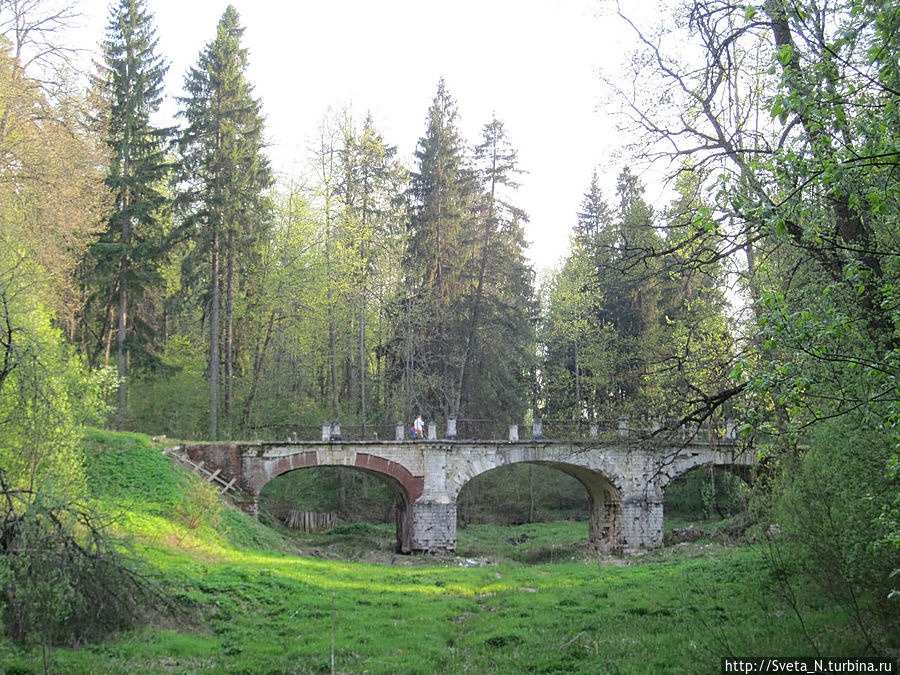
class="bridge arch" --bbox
[655,451,754,535]
[245,449,423,553]
[655,450,755,491]
[450,454,627,553]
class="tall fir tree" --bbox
[86,0,170,430]
[176,5,272,440]
[395,86,535,425]
[457,116,534,420]
[541,168,665,420]
[401,79,476,418]
[541,172,612,419]
[407,79,474,305]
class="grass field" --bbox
[0,431,864,674]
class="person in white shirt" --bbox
[413,415,425,438]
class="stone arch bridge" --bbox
[184,424,752,555]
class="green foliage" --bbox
[392,82,535,423]
[879,453,899,598]
[0,33,149,646]
[665,467,749,521]
[767,418,899,650]
[177,478,223,530]
[0,71,109,491]
[0,295,107,501]
[0,481,164,652]
[0,24,107,330]
[405,79,474,308]
[82,0,173,429]
[126,335,208,439]
[610,0,900,654]
[541,167,730,420]
[395,79,478,419]
[459,117,536,421]
[176,4,274,441]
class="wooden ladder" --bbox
[161,447,239,497]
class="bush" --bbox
[177,477,224,530]
[127,335,208,439]
[767,418,899,651]
[0,483,167,649]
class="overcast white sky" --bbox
[70,0,663,272]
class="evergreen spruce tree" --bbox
[401,79,476,418]
[574,171,611,244]
[541,173,612,419]
[541,168,665,420]
[396,88,535,425]
[86,0,170,430]
[407,79,474,304]
[177,5,272,440]
[458,116,534,420]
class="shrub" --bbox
[177,477,224,530]
[0,477,169,651]
[768,418,899,651]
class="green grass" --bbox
[457,520,592,563]
[0,429,865,674]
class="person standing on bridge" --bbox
[413,415,425,439]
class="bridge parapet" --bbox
[240,415,739,444]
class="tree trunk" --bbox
[116,152,131,431]
[209,85,223,442]
[210,227,220,442]
[326,216,339,422]
[337,468,346,513]
[225,229,235,434]
[359,296,366,429]
[104,310,114,367]
[575,336,581,413]
[457,195,492,416]
[765,0,891,345]
[242,307,276,431]
[116,258,127,430]
[359,187,370,432]
[528,465,535,523]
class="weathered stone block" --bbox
[410,501,456,553]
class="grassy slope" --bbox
[0,430,862,674]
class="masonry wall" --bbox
[185,443,240,484]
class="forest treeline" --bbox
[0,0,896,654]
[61,1,736,441]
